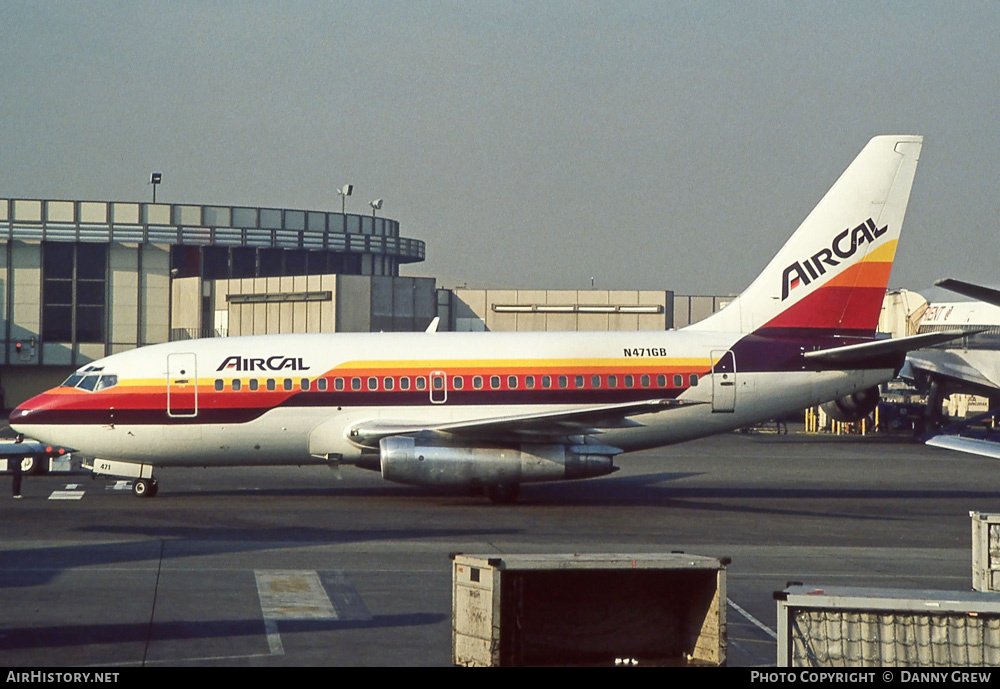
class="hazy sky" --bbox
[2,1,997,297]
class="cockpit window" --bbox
[76,375,100,392]
[94,374,118,391]
[65,372,118,392]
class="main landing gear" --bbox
[132,478,158,498]
[485,483,520,504]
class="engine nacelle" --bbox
[820,386,879,423]
[379,436,619,487]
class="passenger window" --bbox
[317,378,328,391]
[674,374,683,387]
[608,375,617,388]
[473,376,483,390]
[334,378,344,391]
[453,376,463,390]
[214,379,224,392]
[490,375,500,389]
[624,375,634,388]
[283,379,293,391]
[640,374,650,388]
[368,377,378,391]
[249,379,259,391]
[416,377,426,390]
[232,379,242,391]
[525,375,535,389]
[591,375,601,388]
[657,374,666,388]
[267,379,276,391]
[558,375,568,389]
[575,376,584,388]
[400,377,410,391]
[301,378,310,391]
[385,377,394,391]
[507,375,518,389]
[690,374,699,386]
[542,375,552,388]
[351,378,361,391]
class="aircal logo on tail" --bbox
[781,218,888,300]
[217,356,310,372]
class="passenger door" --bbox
[710,349,736,413]
[167,352,198,418]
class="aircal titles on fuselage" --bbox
[216,356,310,372]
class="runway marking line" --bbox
[728,597,778,639]
[49,488,84,500]
[255,569,372,656]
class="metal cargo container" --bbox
[776,584,1000,667]
[971,511,1000,592]
[452,552,728,667]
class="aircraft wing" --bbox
[802,330,972,365]
[903,349,1000,392]
[346,398,700,447]
[926,434,1000,460]
[935,279,1000,307]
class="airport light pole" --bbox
[337,184,353,214]
[150,172,162,203]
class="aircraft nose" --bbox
[9,392,51,430]
[10,402,37,430]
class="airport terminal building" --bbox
[0,197,429,406]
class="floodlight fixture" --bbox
[370,198,383,218]
[150,172,162,203]
[337,183,354,213]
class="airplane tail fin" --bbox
[689,135,923,336]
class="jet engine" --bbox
[379,436,619,488]
[820,386,879,423]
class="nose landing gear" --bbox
[132,478,159,498]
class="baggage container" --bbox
[776,584,1000,667]
[452,552,727,667]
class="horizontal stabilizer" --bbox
[926,435,1000,460]
[934,279,1000,307]
[802,329,973,365]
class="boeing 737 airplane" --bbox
[10,135,964,500]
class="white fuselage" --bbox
[12,329,890,469]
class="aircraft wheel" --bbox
[19,456,44,476]
[486,483,520,504]
[133,478,156,498]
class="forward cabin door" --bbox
[167,352,199,418]
[710,349,736,413]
